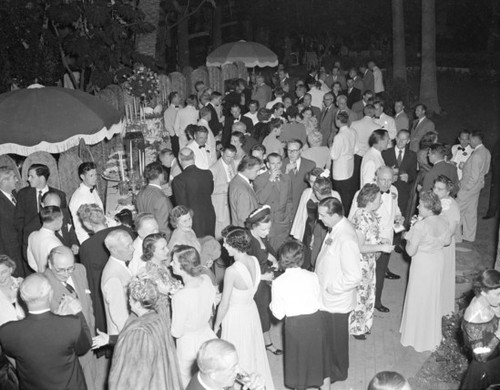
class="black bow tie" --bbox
[374,116,380,119]
[457,147,465,151]
[174,105,180,108]
[380,190,390,194]
[90,187,95,193]
[199,145,206,149]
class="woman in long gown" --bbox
[109,276,183,390]
[170,245,217,387]
[400,191,451,352]
[461,270,500,390]
[245,206,281,355]
[349,184,394,339]
[433,174,461,316]
[214,226,274,390]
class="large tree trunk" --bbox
[419,0,441,114]
[392,0,406,82]
[136,0,161,60]
[211,2,222,49]
[487,0,500,52]
[177,9,190,69]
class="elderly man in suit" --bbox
[315,197,361,383]
[282,139,316,218]
[101,229,134,335]
[409,104,436,152]
[0,273,91,390]
[136,162,173,238]
[254,153,293,250]
[228,155,261,227]
[318,92,337,147]
[360,130,390,187]
[350,166,403,312]
[457,131,491,242]
[210,145,237,238]
[394,100,410,132]
[172,148,216,237]
[421,143,459,195]
[45,246,103,390]
[15,163,67,246]
[0,166,26,277]
[382,130,418,220]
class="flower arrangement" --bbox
[123,65,159,106]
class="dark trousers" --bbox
[353,154,362,193]
[486,166,500,216]
[375,252,390,306]
[323,311,350,383]
[170,135,180,157]
[333,176,356,217]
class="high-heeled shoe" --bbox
[265,344,283,355]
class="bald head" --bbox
[231,121,247,134]
[376,166,393,192]
[178,148,195,168]
[41,191,62,207]
[135,213,159,238]
[20,274,53,310]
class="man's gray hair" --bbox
[197,339,238,375]
[20,274,53,306]
[104,229,131,251]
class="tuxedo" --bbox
[228,173,259,227]
[14,186,67,245]
[0,311,91,390]
[0,191,26,277]
[318,105,337,147]
[210,158,234,238]
[222,115,254,146]
[409,117,436,152]
[281,157,316,218]
[344,87,361,109]
[136,184,173,238]
[382,147,418,219]
[172,164,216,237]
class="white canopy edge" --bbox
[0,120,124,156]
[206,59,279,68]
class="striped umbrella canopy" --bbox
[0,86,123,156]
[206,40,278,68]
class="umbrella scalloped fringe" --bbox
[0,120,124,156]
[206,60,279,68]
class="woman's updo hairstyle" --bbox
[169,205,193,229]
[473,269,500,297]
[357,183,381,208]
[142,232,168,262]
[244,205,271,230]
[129,275,159,310]
[221,226,251,253]
[171,245,203,277]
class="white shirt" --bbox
[270,268,323,319]
[69,183,104,244]
[265,97,283,109]
[244,111,259,125]
[198,118,217,166]
[330,126,356,180]
[373,113,396,140]
[394,146,405,162]
[27,227,63,272]
[360,147,385,186]
[128,237,146,276]
[351,116,381,156]
[308,87,326,109]
[163,104,180,137]
[36,186,49,212]
[187,140,211,170]
[221,159,235,182]
[372,66,384,93]
[174,105,199,149]
[451,144,473,180]
[315,217,362,313]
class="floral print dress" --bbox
[349,208,381,335]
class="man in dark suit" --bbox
[45,245,103,390]
[0,166,27,277]
[282,140,316,218]
[0,273,91,390]
[343,77,362,109]
[382,130,418,221]
[22,190,79,261]
[360,65,374,94]
[228,155,261,227]
[421,143,459,195]
[318,92,337,147]
[352,90,374,120]
[14,164,67,253]
[136,162,174,238]
[207,91,223,138]
[302,93,322,121]
[172,148,216,237]
[409,104,436,152]
[222,104,254,147]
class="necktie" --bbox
[38,190,43,212]
[10,194,16,206]
[199,145,206,149]
[228,164,236,180]
[397,149,403,166]
[65,282,77,297]
[322,107,329,120]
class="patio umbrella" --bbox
[206,40,279,68]
[0,86,123,156]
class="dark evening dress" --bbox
[302,199,328,270]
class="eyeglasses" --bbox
[287,149,300,153]
[53,265,75,274]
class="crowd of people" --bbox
[0,61,498,390]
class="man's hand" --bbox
[242,373,265,390]
[399,173,408,182]
[285,162,296,174]
[71,244,79,255]
[56,296,82,316]
[92,329,110,350]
